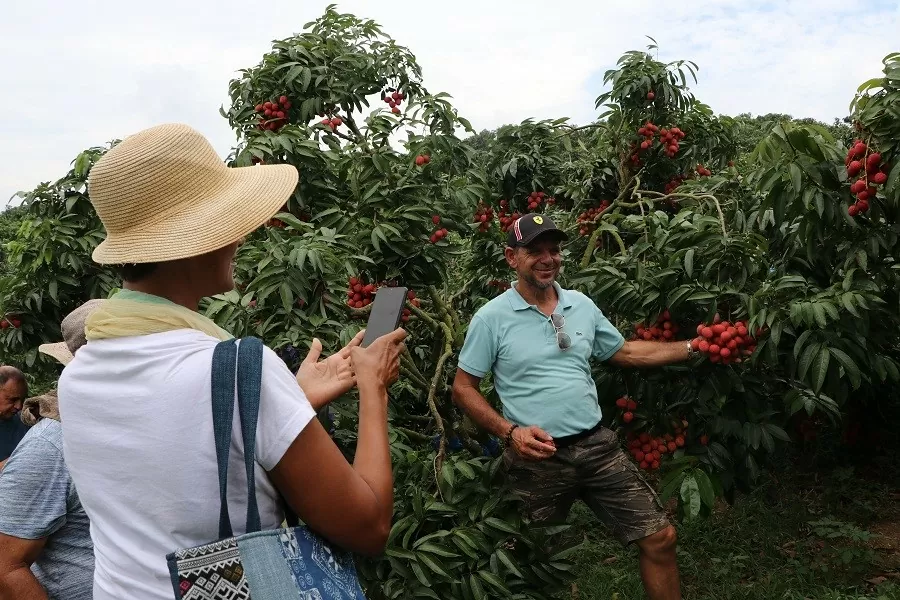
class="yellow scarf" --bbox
[84,289,233,341]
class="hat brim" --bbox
[38,342,74,366]
[91,163,298,264]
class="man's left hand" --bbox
[296,330,365,409]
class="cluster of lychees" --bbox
[472,201,494,233]
[845,140,887,216]
[526,191,556,211]
[345,278,419,323]
[254,95,291,131]
[624,424,688,472]
[429,215,449,244]
[690,318,757,364]
[576,200,612,236]
[631,310,680,342]
[497,200,521,233]
[382,88,405,115]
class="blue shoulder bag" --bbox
[166,337,368,599]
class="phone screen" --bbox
[361,286,408,347]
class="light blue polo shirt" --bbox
[458,282,625,438]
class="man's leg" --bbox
[573,427,681,600]
[635,524,679,600]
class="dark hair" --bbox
[0,366,26,387]
[117,262,159,282]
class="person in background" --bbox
[58,123,405,600]
[0,300,101,600]
[452,213,693,600]
[0,366,28,469]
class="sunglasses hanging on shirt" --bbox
[550,313,571,351]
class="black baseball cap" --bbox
[506,213,569,247]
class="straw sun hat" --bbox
[87,123,298,264]
[38,299,106,366]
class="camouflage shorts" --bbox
[502,425,670,545]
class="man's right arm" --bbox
[0,534,48,600]
[452,315,512,438]
[0,435,64,600]
[451,369,514,438]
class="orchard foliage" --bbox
[0,146,117,367]
[1,7,899,596]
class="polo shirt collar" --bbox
[506,281,573,311]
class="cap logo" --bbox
[513,217,523,241]
[533,216,544,225]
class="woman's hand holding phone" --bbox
[351,328,407,396]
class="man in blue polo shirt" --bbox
[453,213,698,600]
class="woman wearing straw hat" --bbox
[57,123,406,599]
[0,300,102,599]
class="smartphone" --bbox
[361,286,408,347]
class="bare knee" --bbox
[637,525,677,560]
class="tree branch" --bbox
[638,190,728,238]
[394,426,431,443]
[580,176,636,267]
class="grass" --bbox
[566,458,900,600]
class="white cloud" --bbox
[1,0,897,204]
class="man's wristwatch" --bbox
[686,339,699,358]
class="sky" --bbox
[1,0,898,205]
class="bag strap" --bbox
[211,339,238,540]
[211,336,296,538]
[235,337,264,534]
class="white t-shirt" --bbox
[58,329,316,600]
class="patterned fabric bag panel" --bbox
[168,539,249,599]
[165,338,367,599]
[166,527,366,600]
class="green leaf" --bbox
[840,293,861,317]
[798,342,819,381]
[828,347,861,389]
[441,462,455,489]
[386,547,418,560]
[684,248,694,278]
[301,67,312,91]
[883,357,900,382]
[413,530,452,549]
[886,157,900,197]
[484,517,519,536]
[455,460,476,479]
[765,424,792,443]
[495,548,524,578]
[469,574,486,600]
[417,542,459,558]
[812,303,828,328]
[811,347,831,394]
[417,552,451,579]
[477,570,510,595]
[279,283,293,313]
[789,163,802,195]
[694,469,716,509]
[680,475,701,519]
[794,330,812,360]
[411,562,431,587]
